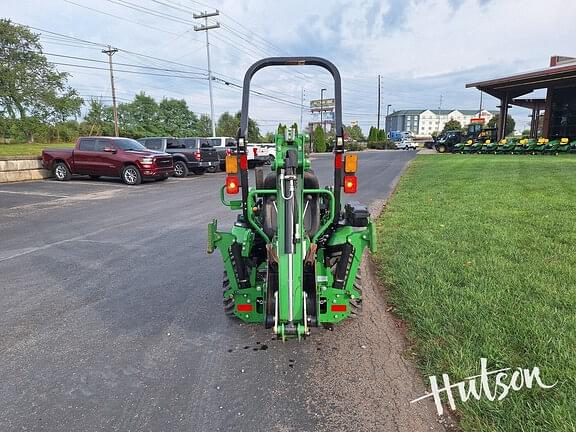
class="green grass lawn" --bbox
[374,155,576,431]
[0,142,74,157]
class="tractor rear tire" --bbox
[223,272,235,317]
[350,269,363,316]
[437,144,446,153]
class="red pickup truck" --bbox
[42,136,174,185]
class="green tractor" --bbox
[207,57,375,340]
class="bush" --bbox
[313,125,326,152]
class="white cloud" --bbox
[3,0,575,133]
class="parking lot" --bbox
[0,151,443,432]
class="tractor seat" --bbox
[261,171,321,239]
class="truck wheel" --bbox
[350,270,363,316]
[223,272,235,317]
[89,175,101,179]
[121,165,142,185]
[192,168,206,175]
[53,162,71,181]
[173,160,189,178]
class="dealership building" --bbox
[385,109,497,135]
[466,56,576,140]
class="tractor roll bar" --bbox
[238,57,344,221]
[239,57,343,139]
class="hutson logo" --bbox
[410,358,557,416]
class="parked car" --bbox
[395,139,418,150]
[221,141,269,168]
[138,136,219,177]
[202,137,236,171]
[259,143,276,164]
[41,137,173,185]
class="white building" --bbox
[386,109,498,136]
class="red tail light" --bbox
[252,147,258,157]
[225,175,239,194]
[194,151,201,161]
[334,153,343,169]
[240,154,248,170]
[343,175,357,194]
[331,304,347,312]
[237,304,253,312]
[226,148,232,156]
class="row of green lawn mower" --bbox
[450,137,575,155]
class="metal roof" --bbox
[466,61,576,99]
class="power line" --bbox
[64,0,187,37]
[41,51,206,76]
[50,62,207,80]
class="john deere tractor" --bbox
[207,57,375,340]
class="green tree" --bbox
[215,111,260,141]
[487,114,516,136]
[0,19,83,141]
[442,119,462,133]
[313,125,326,152]
[262,131,275,143]
[346,124,365,141]
[368,126,379,143]
[81,98,112,136]
[194,114,212,136]
[216,111,237,137]
[118,92,160,138]
[158,98,197,137]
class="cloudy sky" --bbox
[4,0,575,133]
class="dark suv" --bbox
[138,137,219,177]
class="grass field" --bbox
[0,142,74,157]
[374,155,576,431]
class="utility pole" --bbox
[320,88,326,134]
[194,10,220,137]
[300,87,306,133]
[102,45,119,137]
[377,74,381,130]
[437,94,443,133]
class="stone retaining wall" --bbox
[0,157,50,183]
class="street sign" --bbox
[310,98,335,109]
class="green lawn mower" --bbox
[543,137,571,155]
[529,138,549,154]
[479,139,498,154]
[454,139,474,153]
[207,57,375,340]
[495,138,517,154]
[511,138,531,155]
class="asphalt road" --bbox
[0,150,423,432]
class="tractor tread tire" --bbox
[223,272,235,317]
[350,269,363,316]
